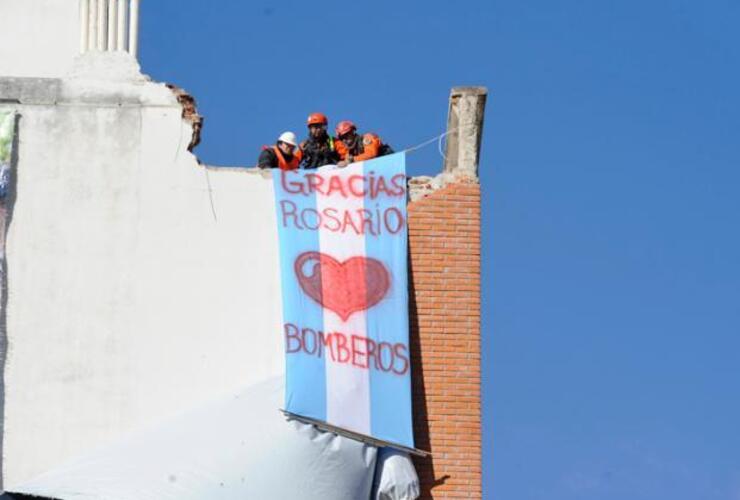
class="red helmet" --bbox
[335,120,356,137]
[307,112,328,126]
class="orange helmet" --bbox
[307,112,328,126]
[335,120,356,137]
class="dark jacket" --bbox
[300,136,339,169]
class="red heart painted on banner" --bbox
[294,251,391,322]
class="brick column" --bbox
[408,181,482,498]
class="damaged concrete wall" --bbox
[0,54,285,487]
[0,0,79,78]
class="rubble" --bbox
[167,84,203,152]
[408,171,477,202]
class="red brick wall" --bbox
[408,181,482,498]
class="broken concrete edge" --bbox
[449,86,488,96]
[0,75,480,200]
[178,82,484,199]
[203,164,272,179]
[407,171,479,202]
[166,84,203,152]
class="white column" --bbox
[89,0,98,51]
[107,0,118,50]
[96,0,107,51]
[129,0,140,57]
[79,0,90,53]
[116,0,128,51]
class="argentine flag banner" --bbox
[272,153,414,450]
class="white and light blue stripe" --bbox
[273,153,413,448]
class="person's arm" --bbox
[352,133,382,161]
[334,139,348,161]
[257,148,276,169]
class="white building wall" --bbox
[0,62,285,486]
[0,0,79,78]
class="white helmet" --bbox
[278,131,298,147]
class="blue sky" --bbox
[140,1,740,498]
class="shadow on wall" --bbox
[408,258,450,497]
[0,113,21,492]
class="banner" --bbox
[272,153,413,449]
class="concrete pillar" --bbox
[129,0,140,57]
[96,0,107,51]
[116,0,128,51]
[442,86,488,179]
[107,0,118,50]
[79,0,90,53]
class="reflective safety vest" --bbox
[335,133,384,162]
[264,145,302,171]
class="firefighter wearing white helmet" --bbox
[258,131,302,170]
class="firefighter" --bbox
[335,120,393,167]
[258,131,302,170]
[300,112,339,169]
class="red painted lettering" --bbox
[384,207,405,234]
[391,173,407,196]
[302,327,318,355]
[366,337,379,370]
[280,172,405,200]
[335,332,351,363]
[348,175,367,197]
[375,176,394,197]
[377,342,394,372]
[280,200,302,229]
[368,171,378,198]
[285,324,409,377]
[392,343,410,375]
[342,210,363,235]
[359,209,377,236]
[281,170,307,195]
[319,331,335,361]
[284,323,302,353]
[326,175,348,198]
[322,208,341,232]
[300,208,321,230]
[306,174,324,195]
[351,335,368,369]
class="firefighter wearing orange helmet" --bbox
[299,112,339,169]
[334,120,393,167]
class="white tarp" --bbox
[4,377,419,500]
[373,449,421,500]
[6,378,376,500]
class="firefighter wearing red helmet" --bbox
[299,112,339,169]
[335,120,393,167]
